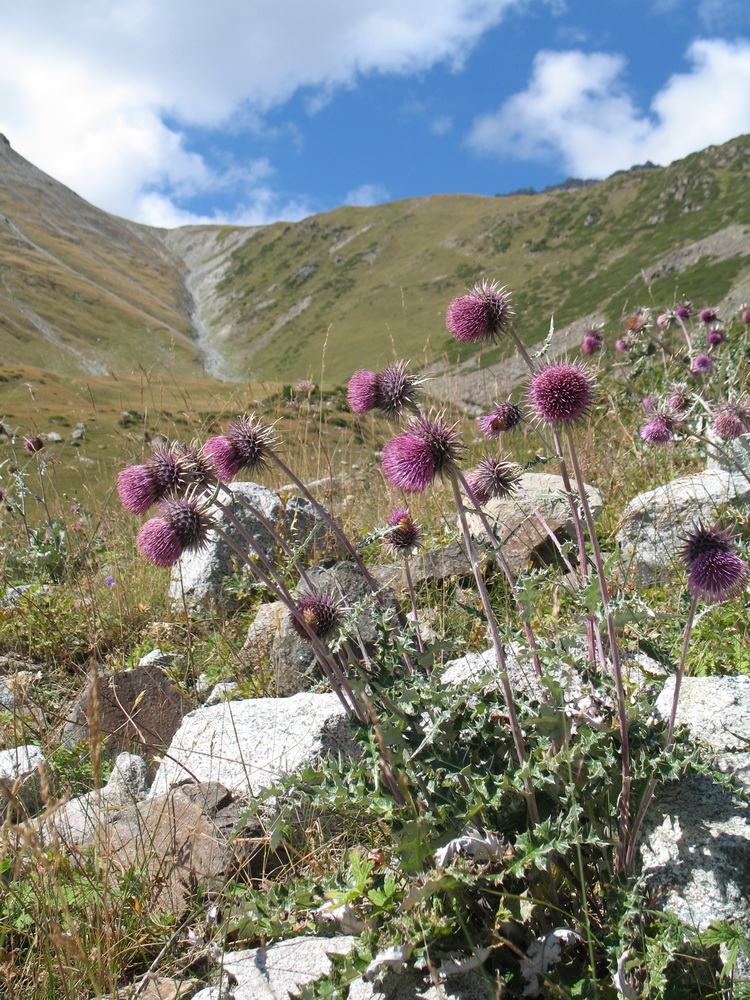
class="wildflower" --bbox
[706,328,725,348]
[478,401,522,438]
[691,353,713,375]
[384,509,421,553]
[642,396,657,413]
[295,378,315,396]
[382,414,463,494]
[375,362,423,417]
[640,412,675,445]
[347,369,379,413]
[445,281,513,343]
[699,307,718,324]
[290,592,341,639]
[615,339,627,353]
[527,361,594,425]
[669,386,691,412]
[656,313,673,330]
[466,456,520,506]
[581,330,602,355]
[674,303,692,320]
[118,444,194,514]
[682,524,749,603]
[713,403,749,441]
[741,306,750,325]
[103,575,116,587]
[23,436,44,453]
[203,415,275,482]
[137,497,214,568]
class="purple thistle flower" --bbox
[656,313,673,330]
[290,592,341,640]
[204,415,274,483]
[642,396,657,413]
[674,303,692,320]
[741,307,750,325]
[477,401,523,438]
[118,465,160,514]
[23,436,44,454]
[669,386,691,412]
[713,403,749,441]
[640,412,675,445]
[527,361,594,425]
[706,328,725,348]
[375,362,423,417]
[615,339,627,353]
[117,444,193,514]
[385,509,421,553]
[446,281,513,343]
[137,497,213,568]
[581,331,602,355]
[699,307,718,324]
[682,524,749,603]
[466,456,520,506]
[347,369,379,414]
[382,414,463,494]
[691,353,713,375]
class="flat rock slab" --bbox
[0,744,47,819]
[371,541,473,592]
[149,691,355,798]
[616,470,750,584]
[62,665,192,764]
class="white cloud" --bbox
[431,115,454,135]
[344,183,390,207]
[0,0,522,223]
[467,38,750,177]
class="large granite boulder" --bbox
[168,481,327,609]
[616,470,750,585]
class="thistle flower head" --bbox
[117,442,195,514]
[682,524,749,603]
[656,313,673,330]
[581,330,602,355]
[640,411,675,445]
[382,413,463,493]
[527,361,594,425]
[204,415,275,482]
[290,592,341,640]
[23,436,44,454]
[674,303,692,320]
[699,307,718,324]
[478,401,523,438]
[669,385,691,412]
[741,306,750,325]
[713,403,749,441]
[466,456,520,506]
[295,378,315,396]
[136,497,214,568]
[347,369,379,414]
[615,339,627,353]
[385,509,421,553]
[642,396,657,413]
[691,353,714,375]
[706,328,725,348]
[376,362,423,417]
[445,281,513,343]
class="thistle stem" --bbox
[403,557,424,656]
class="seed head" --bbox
[682,524,749,603]
[706,328,725,348]
[137,497,213,568]
[385,509,421,553]
[478,401,523,438]
[348,369,379,414]
[446,281,513,343]
[466,456,520,506]
[640,412,675,445]
[699,307,718,324]
[382,414,463,493]
[204,415,274,482]
[23,436,44,453]
[691,353,713,375]
[375,362,423,417]
[581,330,602,355]
[528,361,594,425]
[713,403,749,441]
[290,592,341,640]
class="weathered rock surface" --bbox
[149,691,355,798]
[371,541,473,592]
[62,665,192,764]
[0,655,42,712]
[168,481,326,609]
[616,470,750,584]
[350,972,493,1000]
[640,676,750,934]
[240,600,286,671]
[0,744,48,819]
[465,472,603,573]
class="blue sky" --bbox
[2,0,749,227]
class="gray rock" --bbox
[137,648,185,671]
[706,429,750,475]
[349,972,493,1000]
[204,681,239,705]
[44,431,64,443]
[640,676,750,934]
[616,470,750,584]
[240,600,286,670]
[149,691,355,798]
[0,744,48,819]
[465,472,603,573]
[371,541,473,592]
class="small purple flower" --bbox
[615,339,627,353]
[203,415,274,483]
[446,281,513,343]
[103,575,116,587]
[669,386,691,412]
[466,456,520,506]
[527,361,594,425]
[682,524,749,603]
[137,498,213,568]
[382,414,463,494]
[674,303,692,321]
[477,401,523,438]
[691,353,713,375]
[117,444,189,514]
[581,331,602,355]
[706,328,725,348]
[640,412,675,445]
[713,403,749,441]
[347,370,379,414]
[24,436,44,454]
[741,307,750,325]
[699,307,718,324]
[385,509,421,553]
[290,592,341,640]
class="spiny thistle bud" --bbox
[385,509,421,553]
[382,413,463,494]
[375,362,423,417]
[581,331,602,355]
[674,303,692,320]
[691,353,713,375]
[669,386,691,412]
[290,592,341,640]
[446,281,513,343]
[527,361,594,425]
[640,412,675,445]
[24,436,44,453]
[137,497,214,568]
[682,524,749,603]
[203,415,275,482]
[713,403,749,441]
[699,307,718,324]
[466,456,520,506]
[478,401,523,438]
[706,328,725,348]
